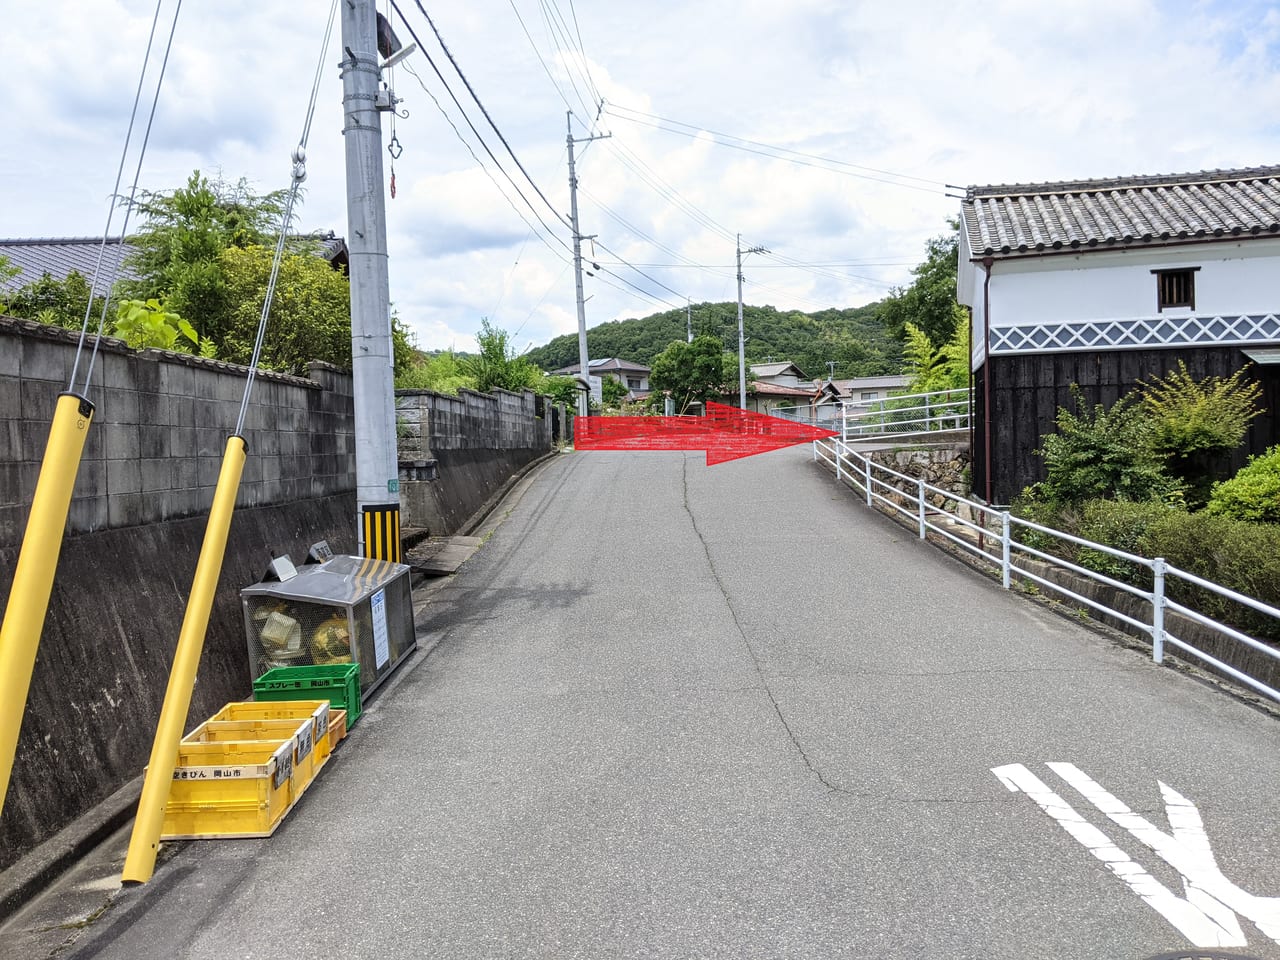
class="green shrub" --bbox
[1140,511,1280,642]
[1140,361,1262,506]
[1076,499,1179,584]
[1207,445,1280,524]
[1035,387,1181,504]
[1010,487,1081,560]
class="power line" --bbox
[563,0,603,106]
[538,0,595,120]
[592,239,685,300]
[391,4,571,260]
[605,103,951,194]
[404,0,570,227]
[505,0,575,113]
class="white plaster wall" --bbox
[956,218,989,368]
[986,237,1280,328]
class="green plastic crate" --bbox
[253,663,362,727]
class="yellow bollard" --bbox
[0,393,94,816]
[122,435,247,884]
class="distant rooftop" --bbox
[0,237,136,293]
[962,165,1280,260]
[0,231,349,293]
[553,357,651,375]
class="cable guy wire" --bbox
[234,0,339,438]
[68,0,177,396]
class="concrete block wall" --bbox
[0,318,356,549]
[395,387,559,535]
[0,318,566,874]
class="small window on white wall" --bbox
[1153,267,1199,311]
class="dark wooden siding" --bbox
[972,346,1280,504]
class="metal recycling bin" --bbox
[240,555,415,700]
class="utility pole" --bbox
[736,233,768,409]
[566,112,609,418]
[686,299,692,343]
[341,0,400,561]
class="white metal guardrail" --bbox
[841,388,970,440]
[771,387,971,440]
[813,436,1280,704]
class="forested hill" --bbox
[523,301,902,379]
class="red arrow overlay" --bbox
[575,401,839,465]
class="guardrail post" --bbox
[917,479,926,539]
[835,439,844,481]
[1001,511,1011,589]
[864,458,872,506]
[1151,557,1166,664]
[812,439,818,461]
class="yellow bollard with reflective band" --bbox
[361,503,401,563]
[0,393,94,815]
[122,435,247,884]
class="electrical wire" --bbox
[605,102,951,193]
[505,0,575,112]
[403,0,569,227]
[391,1,572,253]
[69,0,182,396]
[234,0,338,436]
[537,0,598,121]
[399,59,571,262]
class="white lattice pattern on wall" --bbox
[989,314,1280,354]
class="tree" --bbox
[0,255,20,314]
[599,376,628,409]
[902,315,969,393]
[121,172,289,346]
[877,221,966,348]
[111,298,215,356]
[215,244,414,377]
[1033,388,1181,505]
[649,334,733,413]
[537,374,580,406]
[396,350,476,394]
[1140,361,1262,506]
[461,318,541,393]
[4,270,109,330]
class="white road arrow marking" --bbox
[1046,762,1280,944]
[992,763,1262,948]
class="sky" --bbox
[4,0,1280,357]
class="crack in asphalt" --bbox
[680,456,857,798]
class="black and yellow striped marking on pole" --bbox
[361,503,401,563]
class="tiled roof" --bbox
[749,381,813,397]
[962,165,1280,260]
[0,231,348,293]
[553,357,651,375]
[749,361,807,379]
[0,237,137,292]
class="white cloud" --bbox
[4,0,1279,353]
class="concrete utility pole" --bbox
[341,0,400,560]
[736,234,768,409]
[566,112,609,417]
[687,299,693,343]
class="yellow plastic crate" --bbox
[210,701,333,764]
[184,718,325,796]
[160,739,295,839]
[327,709,348,750]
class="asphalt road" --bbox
[28,446,1280,959]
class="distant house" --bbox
[957,165,1280,503]
[829,374,912,403]
[553,357,652,400]
[809,374,913,424]
[0,231,350,294]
